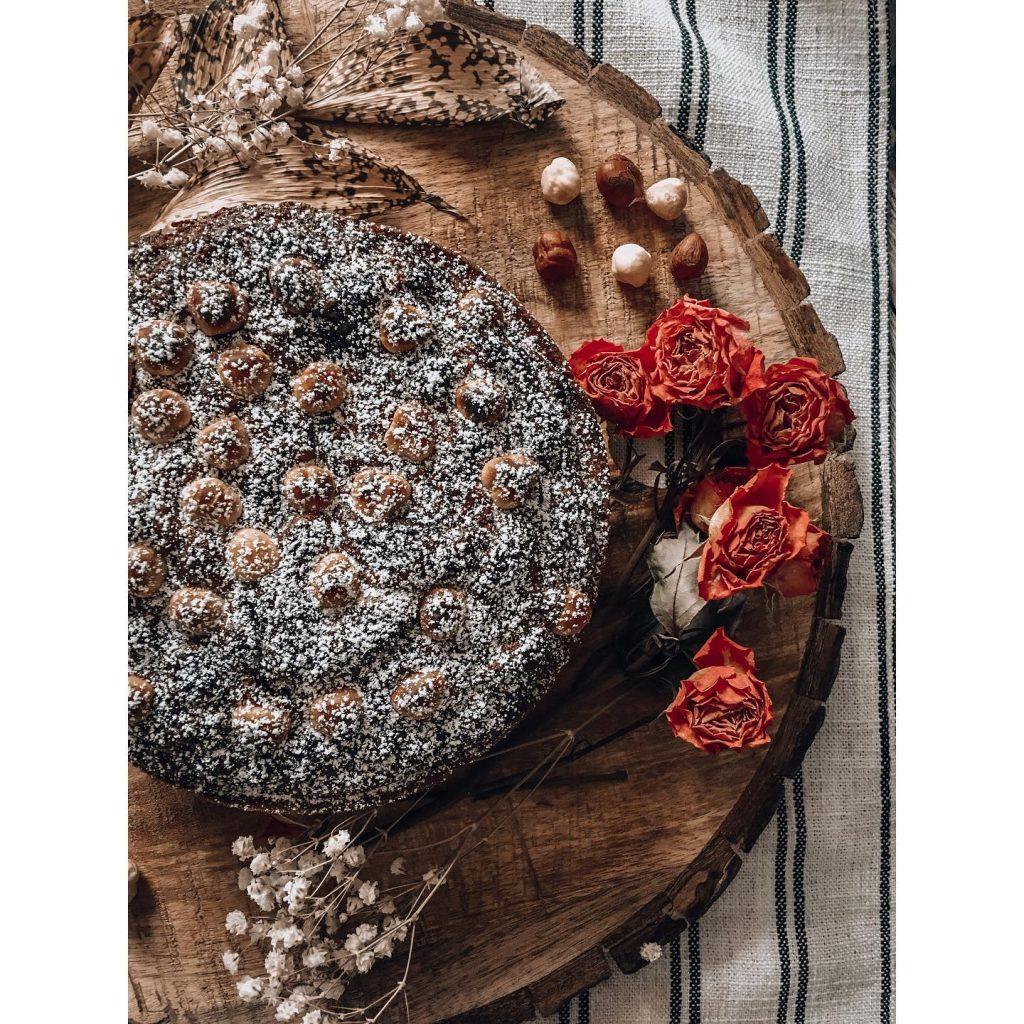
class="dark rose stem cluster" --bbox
[568,294,854,755]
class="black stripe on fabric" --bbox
[670,935,683,1024]
[866,1,893,1021]
[578,987,591,1024]
[482,0,495,10]
[684,0,710,149]
[558,999,572,1024]
[766,1,791,243]
[774,801,792,1024]
[885,0,896,612]
[572,0,585,51]
[687,922,702,1024]
[667,0,693,135]
[782,0,807,263]
[792,770,810,1022]
[591,0,604,62]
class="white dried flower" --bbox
[639,941,663,963]
[137,168,166,189]
[271,121,293,143]
[284,876,310,911]
[274,924,304,950]
[342,844,366,868]
[326,138,347,163]
[378,898,396,915]
[284,86,305,108]
[302,1011,323,1024]
[404,12,424,33]
[209,136,232,157]
[250,852,272,875]
[301,945,328,969]
[237,975,263,1001]
[323,830,351,858]
[276,998,302,1021]
[162,167,191,189]
[355,950,375,973]
[365,14,389,38]
[320,978,346,1000]
[232,835,256,860]
[265,949,288,976]
[421,868,443,887]
[238,867,254,891]
[390,857,406,875]
[346,896,364,915]
[249,919,271,944]
[159,127,186,148]
[140,119,160,144]
[222,950,241,974]
[385,7,405,31]
[358,881,378,905]
[226,910,248,936]
[285,65,306,86]
[259,40,282,70]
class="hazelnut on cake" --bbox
[128,203,609,814]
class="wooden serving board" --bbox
[128,3,864,1021]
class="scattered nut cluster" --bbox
[533,152,707,291]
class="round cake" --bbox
[128,202,610,814]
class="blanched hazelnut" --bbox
[231,700,291,742]
[351,468,411,522]
[216,344,274,398]
[226,528,280,582]
[385,403,435,463]
[186,279,250,336]
[128,673,155,722]
[540,156,582,205]
[132,388,192,444]
[180,477,243,529]
[419,587,468,644]
[669,232,709,283]
[292,361,347,414]
[195,415,251,471]
[391,668,447,721]
[281,464,337,515]
[645,177,688,221]
[167,587,226,637]
[455,372,507,424]
[611,243,653,288]
[533,230,578,283]
[310,551,363,610]
[128,543,165,598]
[309,687,363,737]
[552,587,593,637]
[480,453,540,510]
[134,320,194,377]
[596,154,643,209]
[380,300,433,354]
[268,256,325,315]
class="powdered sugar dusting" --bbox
[128,203,609,813]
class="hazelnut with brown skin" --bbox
[533,230,578,283]
[226,528,281,582]
[195,415,251,471]
[385,403,435,463]
[134,320,194,377]
[282,464,337,516]
[480,452,541,510]
[231,700,291,742]
[180,477,243,530]
[216,344,274,398]
[186,280,250,337]
[128,543,165,598]
[292,361,347,415]
[131,388,192,445]
[167,587,226,637]
[309,687,363,737]
[552,587,593,637]
[595,154,644,209]
[128,674,155,723]
[669,232,709,284]
[310,552,363,610]
[391,668,447,721]
[351,468,411,522]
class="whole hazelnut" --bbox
[669,232,709,284]
[167,587,226,637]
[540,157,582,205]
[595,154,643,209]
[532,230,578,283]
[645,177,688,221]
[128,543,165,598]
[611,243,653,288]
[226,528,281,582]
[131,388,192,445]
[216,344,274,398]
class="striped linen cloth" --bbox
[487,2,896,1022]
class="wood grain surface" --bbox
[128,3,863,1021]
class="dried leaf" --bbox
[302,21,563,128]
[176,0,293,108]
[153,123,458,230]
[648,528,705,636]
[129,11,182,113]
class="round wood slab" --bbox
[128,3,863,1022]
